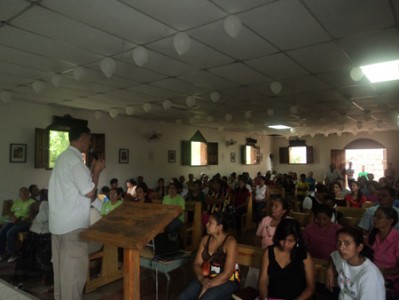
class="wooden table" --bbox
[80,202,182,300]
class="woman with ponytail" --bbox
[326,227,385,299]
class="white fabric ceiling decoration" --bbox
[0,0,399,137]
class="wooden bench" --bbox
[237,243,263,268]
[313,257,329,285]
[240,195,254,233]
[180,201,202,251]
[336,207,366,219]
[290,211,310,228]
[336,207,365,227]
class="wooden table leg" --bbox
[124,248,140,300]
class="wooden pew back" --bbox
[181,201,202,251]
[237,243,263,268]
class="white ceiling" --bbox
[1,0,399,137]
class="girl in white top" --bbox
[326,227,385,300]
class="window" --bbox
[49,130,69,168]
[289,146,307,164]
[181,141,218,166]
[241,145,260,165]
[279,146,313,164]
[35,128,105,169]
[191,142,208,166]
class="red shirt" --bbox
[345,193,367,208]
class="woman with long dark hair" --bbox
[326,227,385,299]
[178,212,239,299]
[258,218,315,299]
[345,181,367,208]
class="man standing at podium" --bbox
[48,126,105,300]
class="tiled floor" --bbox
[0,229,256,300]
[0,279,40,300]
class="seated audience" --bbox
[305,171,316,194]
[366,181,379,203]
[201,174,210,195]
[379,177,389,188]
[178,212,239,299]
[368,207,399,298]
[253,176,267,223]
[125,178,136,200]
[185,180,206,203]
[326,227,385,299]
[358,176,369,197]
[163,181,185,233]
[133,183,151,203]
[253,171,263,188]
[227,172,237,190]
[179,175,189,198]
[295,173,309,207]
[345,180,367,208]
[137,175,144,185]
[232,176,250,233]
[28,184,40,201]
[154,177,166,199]
[202,178,228,226]
[186,173,195,193]
[100,187,123,216]
[323,194,343,224]
[258,218,315,300]
[358,186,399,234]
[15,189,52,283]
[110,178,118,189]
[303,183,328,213]
[332,181,346,207]
[303,204,342,260]
[256,197,290,249]
[0,187,36,263]
[100,186,110,198]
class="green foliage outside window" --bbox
[49,130,69,168]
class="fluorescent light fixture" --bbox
[268,125,291,130]
[360,59,399,83]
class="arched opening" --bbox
[344,139,386,181]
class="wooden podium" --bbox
[80,202,182,300]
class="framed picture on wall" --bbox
[10,144,27,163]
[119,149,129,164]
[230,152,236,163]
[168,150,176,163]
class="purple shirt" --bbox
[303,222,342,260]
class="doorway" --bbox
[345,148,386,180]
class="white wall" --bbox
[0,100,273,210]
[272,131,399,182]
[2,100,398,213]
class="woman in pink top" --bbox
[256,197,289,249]
[303,204,342,260]
[368,206,399,299]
